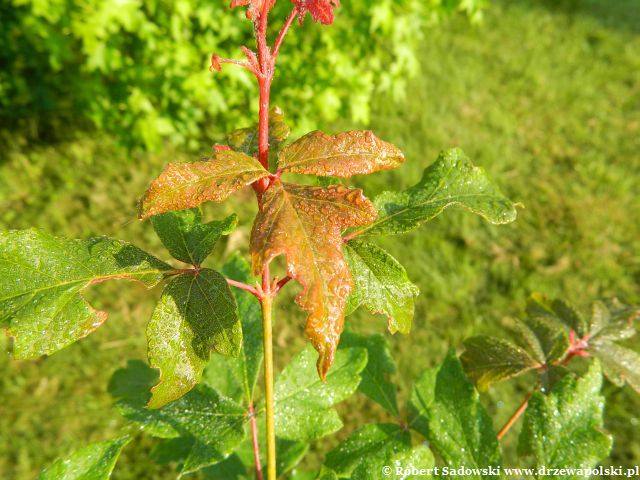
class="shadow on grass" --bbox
[505,0,640,34]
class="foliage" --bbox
[277,130,405,177]
[352,148,518,237]
[409,350,502,473]
[108,338,367,474]
[39,436,131,480]
[1,0,485,150]
[270,346,367,441]
[0,43,518,480]
[150,209,237,266]
[2,0,639,475]
[343,240,419,335]
[147,268,241,408]
[4,0,636,478]
[250,180,377,377]
[0,230,170,359]
[338,330,399,416]
[39,322,620,479]
[518,362,612,477]
[461,295,640,393]
[139,151,270,218]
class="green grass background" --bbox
[1,0,639,478]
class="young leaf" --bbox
[461,336,540,391]
[116,384,247,474]
[526,293,588,337]
[324,423,412,479]
[39,436,131,480]
[588,299,638,342]
[540,365,572,392]
[227,106,291,157]
[151,208,237,266]
[269,346,367,441]
[250,180,376,378]
[512,315,569,366]
[278,130,404,178]
[461,299,573,391]
[0,230,170,359]
[203,253,263,404]
[339,330,399,417]
[583,300,640,392]
[518,363,612,475]
[343,240,419,335]
[294,0,341,25]
[528,296,640,392]
[588,300,640,393]
[408,350,502,476]
[147,269,241,408]
[139,150,269,219]
[352,148,517,237]
[590,341,640,393]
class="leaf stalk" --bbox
[226,278,262,299]
[249,404,264,480]
[497,389,534,441]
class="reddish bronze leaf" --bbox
[278,130,405,177]
[230,0,275,20]
[140,151,269,219]
[250,180,377,378]
[294,0,341,25]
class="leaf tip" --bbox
[317,349,335,381]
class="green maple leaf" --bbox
[146,269,241,408]
[518,363,612,477]
[0,230,170,359]
[39,436,131,480]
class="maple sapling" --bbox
[5,1,638,479]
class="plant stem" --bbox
[252,7,298,479]
[256,0,272,173]
[249,404,264,480]
[272,8,298,63]
[497,390,534,440]
[226,278,262,298]
[260,295,276,480]
[254,8,277,475]
[257,77,272,171]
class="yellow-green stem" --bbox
[260,295,276,480]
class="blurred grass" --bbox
[1,0,639,477]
